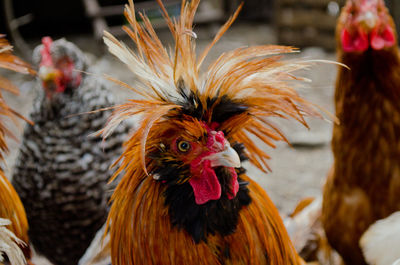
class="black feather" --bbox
[209,95,248,124]
[177,90,248,125]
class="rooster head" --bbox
[149,112,242,205]
[34,37,86,98]
[339,0,396,52]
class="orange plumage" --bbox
[0,34,34,262]
[101,1,323,264]
[322,0,400,264]
[0,175,28,245]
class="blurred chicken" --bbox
[11,37,129,265]
[360,211,400,265]
[97,0,330,264]
[77,223,111,265]
[0,35,35,264]
[285,197,342,265]
[321,0,400,264]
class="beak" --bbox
[38,66,60,83]
[358,11,378,30]
[205,145,241,168]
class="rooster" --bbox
[0,35,35,264]
[99,0,329,264]
[11,37,129,265]
[321,0,400,264]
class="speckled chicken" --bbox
[11,37,129,265]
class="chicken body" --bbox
[11,38,129,265]
[107,110,306,265]
[322,1,400,264]
[112,173,302,264]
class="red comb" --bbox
[40,36,54,67]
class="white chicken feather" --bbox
[360,211,400,265]
[0,218,26,265]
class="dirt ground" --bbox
[2,21,338,217]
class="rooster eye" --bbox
[177,140,191,153]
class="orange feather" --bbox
[0,35,36,76]
[0,34,34,260]
[0,173,29,244]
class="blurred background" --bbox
[2,0,400,56]
[0,0,399,215]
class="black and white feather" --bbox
[12,39,130,265]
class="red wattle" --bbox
[371,28,385,50]
[341,28,354,52]
[371,25,396,50]
[341,28,369,52]
[382,26,395,45]
[189,160,221,205]
[354,30,369,52]
[227,168,239,200]
[55,80,66,93]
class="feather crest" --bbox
[0,36,34,161]
[0,35,33,167]
[102,1,325,173]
